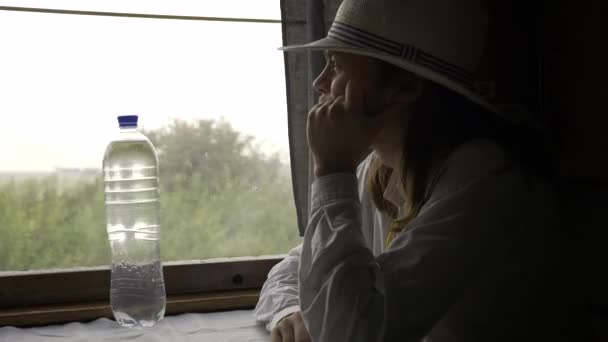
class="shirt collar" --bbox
[382,170,406,207]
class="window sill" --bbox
[0,289,260,327]
[0,256,283,327]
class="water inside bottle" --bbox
[104,139,166,327]
[110,261,166,327]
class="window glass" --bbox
[0,3,299,272]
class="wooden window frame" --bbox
[0,256,283,327]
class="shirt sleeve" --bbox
[253,244,302,331]
[253,154,377,333]
[298,152,527,341]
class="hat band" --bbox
[328,21,475,90]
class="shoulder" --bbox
[442,139,511,181]
[428,139,521,204]
[427,138,557,217]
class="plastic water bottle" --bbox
[103,115,166,327]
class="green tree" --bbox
[147,119,300,261]
[0,119,299,271]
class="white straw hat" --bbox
[282,0,505,117]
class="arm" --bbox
[254,154,375,333]
[298,159,526,341]
[254,244,302,332]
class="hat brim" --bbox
[281,37,503,116]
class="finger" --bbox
[278,323,296,342]
[293,321,311,342]
[313,100,334,120]
[318,99,334,112]
[344,81,366,116]
[309,102,322,114]
[308,101,324,117]
[271,327,282,342]
[308,102,327,123]
[327,95,345,118]
[309,93,335,115]
[318,94,335,105]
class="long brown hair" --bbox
[369,62,551,245]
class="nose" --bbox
[313,65,331,96]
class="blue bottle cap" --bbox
[118,115,138,128]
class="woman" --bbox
[255,0,566,341]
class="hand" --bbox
[307,81,403,177]
[270,311,311,342]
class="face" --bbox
[313,51,390,115]
[313,50,422,169]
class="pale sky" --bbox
[0,1,288,172]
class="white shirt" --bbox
[254,139,563,341]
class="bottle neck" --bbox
[119,125,138,133]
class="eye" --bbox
[329,58,339,72]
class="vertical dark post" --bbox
[304,0,326,235]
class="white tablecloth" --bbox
[0,310,269,341]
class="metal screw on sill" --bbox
[232,273,243,286]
